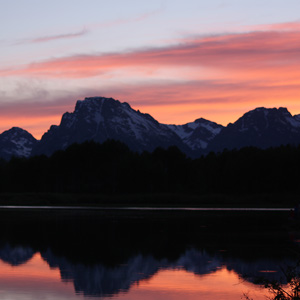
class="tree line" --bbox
[0,139,299,195]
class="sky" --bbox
[1,0,300,139]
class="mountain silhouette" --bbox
[1,97,300,159]
[208,107,300,152]
[32,97,188,157]
[0,127,37,160]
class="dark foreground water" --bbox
[0,208,298,299]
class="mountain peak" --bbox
[248,106,290,116]
[209,106,300,152]
[33,96,186,156]
[75,97,109,112]
[237,107,295,129]
[0,127,37,160]
[166,118,223,151]
[1,127,36,140]
[75,97,131,111]
[194,117,210,123]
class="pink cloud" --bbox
[249,21,300,32]
[2,27,300,80]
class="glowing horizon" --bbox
[1,98,298,140]
[0,96,299,140]
[1,1,300,138]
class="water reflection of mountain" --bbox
[41,249,298,297]
[42,249,163,297]
[0,243,297,297]
[0,209,297,297]
[0,243,35,266]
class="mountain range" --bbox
[1,96,300,160]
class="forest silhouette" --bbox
[0,140,299,200]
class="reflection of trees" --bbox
[244,263,300,300]
[227,257,297,284]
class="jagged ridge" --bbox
[32,97,190,157]
[1,98,300,159]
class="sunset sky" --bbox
[1,0,300,138]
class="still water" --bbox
[0,208,297,299]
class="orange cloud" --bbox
[0,98,77,139]
[0,77,300,139]
[110,80,300,126]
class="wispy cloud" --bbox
[15,28,89,45]
[12,7,161,47]
[130,8,163,22]
[4,25,300,80]
[90,7,163,30]
[248,20,300,32]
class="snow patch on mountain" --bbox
[200,122,222,135]
[167,118,223,150]
[167,124,191,140]
[285,115,300,128]
[11,137,33,157]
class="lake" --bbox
[0,208,297,299]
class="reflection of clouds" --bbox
[0,243,36,266]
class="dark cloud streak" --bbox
[14,28,89,45]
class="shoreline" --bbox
[0,205,291,211]
[0,192,297,209]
